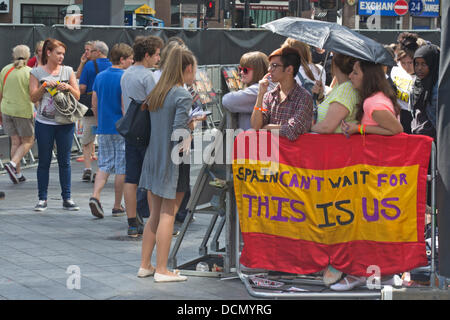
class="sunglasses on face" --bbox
[238,66,253,74]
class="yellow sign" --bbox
[135,4,156,15]
[235,161,419,245]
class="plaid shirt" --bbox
[262,82,313,141]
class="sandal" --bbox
[112,205,126,217]
[323,265,343,286]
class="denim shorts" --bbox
[97,134,126,175]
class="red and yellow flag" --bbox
[233,132,431,276]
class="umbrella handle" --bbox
[318,51,331,82]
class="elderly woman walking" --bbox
[0,45,35,184]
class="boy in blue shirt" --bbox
[89,43,134,219]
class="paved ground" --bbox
[1,156,448,302]
[0,158,254,300]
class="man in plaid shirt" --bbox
[251,47,313,141]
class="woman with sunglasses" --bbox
[222,51,271,130]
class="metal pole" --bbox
[431,142,437,288]
[197,0,202,28]
[437,0,450,281]
[231,0,236,28]
[243,0,250,28]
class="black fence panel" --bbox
[0,25,441,74]
[0,26,35,66]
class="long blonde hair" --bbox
[144,45,196,111]
[281,38,317,81]
[12,45,31,69]
[159,41,184,71]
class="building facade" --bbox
[0,0,440,30]
[0,0,157,25]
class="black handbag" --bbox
[115,98,150,147]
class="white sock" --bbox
[16,172,23,178]
[10,161,16,168]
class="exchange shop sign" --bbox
[359,0,439,17]
[359,0,402,16]
[233,132,430,276]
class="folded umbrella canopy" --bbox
[262,17,395,67]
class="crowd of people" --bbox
[224,32,439,291]
[0,31,440,286]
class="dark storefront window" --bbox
[21,4,66,26]
[250,9,287,27]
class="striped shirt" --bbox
[261,82,313,141]
[316,81,360,133]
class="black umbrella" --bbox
[262,17,395,67]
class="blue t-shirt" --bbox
[93,67,124,134]
[79,58,112,93]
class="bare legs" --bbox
[10,135,34,174]
[91,170,125,210]
[124,183,137,220]
[82,141,94,170]
[140,191,185,275]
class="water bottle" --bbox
[196,262,209,272]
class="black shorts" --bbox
[125,140,147,184]
[176,163,190,193]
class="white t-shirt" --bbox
[295,63,326,88]
[153,69,162,84]
[390,65,415,111]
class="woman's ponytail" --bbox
[12,45,30,69]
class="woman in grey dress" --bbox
[137,45,200,282]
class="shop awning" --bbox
[235,1,289,11]
[126,4,156,16]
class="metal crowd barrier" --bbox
[164,65,441,299]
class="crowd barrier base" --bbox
[168,116,237,277]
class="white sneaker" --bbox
[381,274,402,286]
[330,275,366,291]
[34,200,47,212]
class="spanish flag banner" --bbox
[233,132,431,276]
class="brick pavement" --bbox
[0,159,253,300]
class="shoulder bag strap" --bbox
[93,59,99,74]
[297,69,306,84]
[2,66,15,89]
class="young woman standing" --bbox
[137,45,201,282]
[29,38,80,212]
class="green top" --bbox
[0,63,34,119]
[316,81,359,133]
